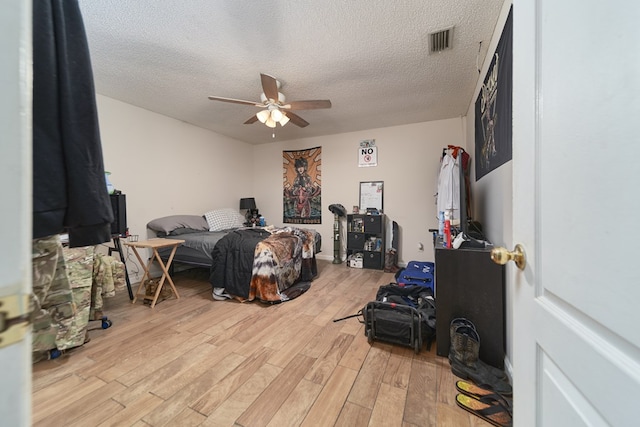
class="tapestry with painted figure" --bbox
[475,6,512,180]
[283,147,321,224]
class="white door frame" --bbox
[512,0,640,425]
[0,0,33,426]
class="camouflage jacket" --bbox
[91,253,125,318]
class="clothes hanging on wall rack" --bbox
[442,145,461,160]
[436,146,473,221]
[33,0,113,247]
[31,0,118,363]
[443,145,471,170]
[32,235,125,363]
[436,149,461,220]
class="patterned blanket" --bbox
[249,227,318,302]
[209,227,318,303]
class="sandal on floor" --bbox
[456,393,512,427]
[450,358,513,396]
[455,380,513,414]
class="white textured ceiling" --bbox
[78,0,504,145]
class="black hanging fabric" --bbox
[32,0,113,247]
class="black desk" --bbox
[434,241,505,368]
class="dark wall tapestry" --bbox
[283,146,322,224]
[475,6,513,181]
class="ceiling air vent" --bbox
[429,27,453,53]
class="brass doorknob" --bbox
[491,244,526,270]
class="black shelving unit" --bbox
[347,214,386,270]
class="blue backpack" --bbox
[395,261,435,292]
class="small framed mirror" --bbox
[359,181,384,212]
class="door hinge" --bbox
[0,294,31,348]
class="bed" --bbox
[146,211,321,303]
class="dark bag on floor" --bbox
[363,283,436,353]
[376,283,436,345]
[333,282,436,353]
[362,301,424,353]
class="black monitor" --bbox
[110,193,127,236]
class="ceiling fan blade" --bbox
[260,73,279,102]
[283,100,332,110]
[243,115,259,124]
[285,111,309,128]
[208,96,262,107]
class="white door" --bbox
[0,0,32,426]
[512,0,640,425]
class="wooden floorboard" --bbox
[32,260,497,426]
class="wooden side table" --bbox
[124,238,185,308]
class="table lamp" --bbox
[240,197,257,225]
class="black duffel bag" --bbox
[334,282,436,354]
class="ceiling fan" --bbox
[208,73,331,128]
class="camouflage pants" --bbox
[91,252,125,318]
[31,235,77,361]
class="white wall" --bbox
[464,0,513,369]
[252,118,465,265]
[96,95,254,279]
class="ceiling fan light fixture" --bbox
[209,73,331,130]
[256,109,270,123]
[270,108,283,122]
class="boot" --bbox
[449,323,512,396]
[449,325,480,367]
[449,318,508,380]
[383,249,400,273]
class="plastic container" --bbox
[444,219,452,248]
[438,211,445,237]
[105,171,115,194]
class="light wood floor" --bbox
[32,260,492,427]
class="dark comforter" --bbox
[209,227,318,303]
